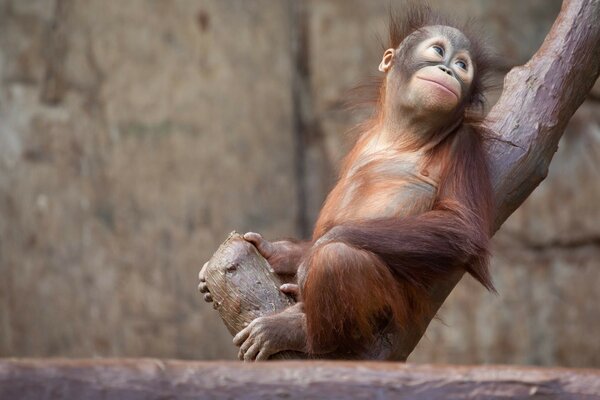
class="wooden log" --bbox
[1,359,599,400]
[203,232,304,359]
[203,231,294,335]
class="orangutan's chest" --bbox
[328,151,441,222]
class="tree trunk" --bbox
[202,0,600,360]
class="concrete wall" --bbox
[1,0,598,367]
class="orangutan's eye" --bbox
[456,60,467,70]
[432,45,444,57]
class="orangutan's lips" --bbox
[417,76,458,99]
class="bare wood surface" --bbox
[204,232,294,335]
[1,359,599,400]
[202,0,600,360]
[204,232,305,360]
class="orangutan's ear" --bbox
[378,48,395,72]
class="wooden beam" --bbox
[1,359,599,399]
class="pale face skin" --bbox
[380,25,475,120]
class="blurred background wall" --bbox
[1,0,599,367]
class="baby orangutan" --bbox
[199,4,495,361]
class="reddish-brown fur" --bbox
[299,3,496,354]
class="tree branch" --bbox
[202,0,600,360]
[487,0,600,230]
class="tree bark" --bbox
[202,0,600,360]
[2,359,600,400]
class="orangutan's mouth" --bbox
[417,76,458,99]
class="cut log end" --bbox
[203,232,303,359]
[204,232,295,334]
